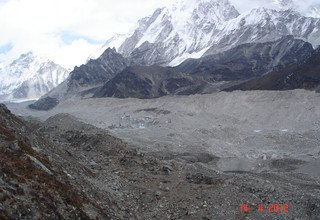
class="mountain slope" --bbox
[94,37,314,99]
[105,0,320,66]
[224,47,320,91]
[0,52,69,101]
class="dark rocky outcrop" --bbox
[28,97,59,111]
[69,48,129,87]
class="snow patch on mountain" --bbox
[168,47,209,66]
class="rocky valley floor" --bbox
[2,90,320,219]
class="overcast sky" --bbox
[0,0,318,68]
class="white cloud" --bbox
[0,0,171,68]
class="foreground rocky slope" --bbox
[2,98,320,219]
[0,104,108,219]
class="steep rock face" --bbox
[94,37,314,99]
[69,48,129,87]
[105,0,320,66]
[0,52,69,101]
[30,48,129,110]
[224,47,320,91]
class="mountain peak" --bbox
[98,47,125,62]
[102,47,117,54]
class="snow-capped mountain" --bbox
[0,52,69,101]
[106,0,240,66]
[104,0,320,66]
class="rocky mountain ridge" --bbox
[94,36,314,99]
